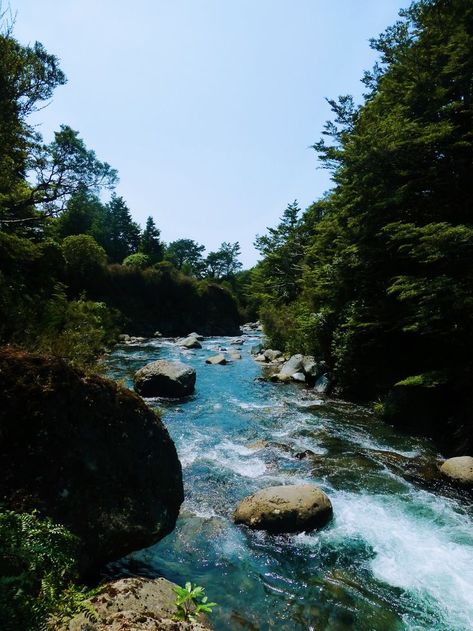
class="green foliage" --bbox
[123,252,151,269]
[139,216,164,263]
[250,0,473,412]
[34,291,119,370]
[0,510,95,631]
[173,581,217,623]
[62,234,108,278]
[165,238,206,276]
[205,241,242,279]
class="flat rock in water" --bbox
[230,351,242,360]
[206,353,227,365]
[440,456,473,484]
[233,484,332,533]
[58,577,210,630]
[134,360,196,397]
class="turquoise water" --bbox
[104,334,473,631]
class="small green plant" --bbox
[173,581,217,623]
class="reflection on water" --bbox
[104,334,473,631]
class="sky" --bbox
[12,0,409,267]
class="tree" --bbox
[62,234,107,280]
[205,242,242,279]
[123,253,151,269]
[55,187,105,239]
[139,216,164,263]
[0,26,117,226]
[101,195,141,263]
[165,239,206,276]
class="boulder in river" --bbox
[440,456,473,484]
[178,335,202,349]
[292,372,306,383]
[279,354,304,378]
[264,349,283,362]
[57,577,210,630]
[0,349,184,575]
[254,353,267,362]
[206,354,227,365]
[233,484,332,533]
[251,343,264,355]
[230,351,242,360]
[134,360,196,397]
[187,332,205,341]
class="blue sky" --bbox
[13,0,408,267]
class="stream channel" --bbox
[104,332,473,631]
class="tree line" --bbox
[248,0,473,452]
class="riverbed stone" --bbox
[206,353,227,365]
[57,577,210,630]
[254,353,267,362]
[187,332,205,341]
[292,372,306,383]
[440,456,473,484]
[134,360,196,397]
[230,351,242,360]
[233,484,332,533]
[251,343,264,355]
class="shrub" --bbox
[122,252,150,269]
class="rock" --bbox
[247,440,268,450]
[314,373,332,394]
[279,354,304,378]
[134,360,196,397]
[302,355,322,379]
[118,334,130,342]
[231,338,244,345]
[153,330,163,337]
[0,349,183,575]
[128,336,147,344]
[187,332,205,341]
[251,343,264,355]
[230,351,242,360]
[276,373,292,383]
[254,353,267,362]
[264,349,283,362]
[292,372,306,383]
[440,456,473,484]
[205,354,227,365]
[233,484,332,533]
[178,336,202,349]
[57,577,210,630]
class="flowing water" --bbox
[104,333,473,631]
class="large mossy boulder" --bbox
[58,577,210,630]
[134,360,196,398]
[0,349,184,574]
[233,484,332,533]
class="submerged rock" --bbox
[206,354,227,365]
[440,456,473,484]
[0,349,183,575]
[58,577,210,630]
[178,335,202,349]
[134,360,196,397]
[233,484,332,533]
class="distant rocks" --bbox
[234,484,332,533]
[242,321,263,332]
[134,360,196,397]
[58,577,210,631]
[205,354,227,365]
[252,349,333,392]
[440,456,473,484]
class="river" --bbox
[104,332,473,631]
